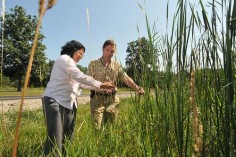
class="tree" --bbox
[125,37,158,84]
[1,6,47,91]
[77,64,87,73]
[42,59,55,86]
[30,59,55,87]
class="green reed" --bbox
[128,0,236,156]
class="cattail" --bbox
[39,0,57,16]
[47,0,57,9]
[39,0,46,16]
[190,70,203,156]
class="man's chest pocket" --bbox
[106,68,119,81]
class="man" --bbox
[87,39,144,130]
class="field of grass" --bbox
[0,87,134,97]
[0,98,144,156]
[0,87,45,97]
[1,0,236,156]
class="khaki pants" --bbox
[90,94,119,130]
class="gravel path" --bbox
[0,93,133,113]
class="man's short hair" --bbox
[102,40,116,49]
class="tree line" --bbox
[0,5,160,91]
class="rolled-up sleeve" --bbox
[79,83,97,90]
[66,59,101,89]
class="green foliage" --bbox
[1,109,46,156]
[30,59,54,87]
[0,75,17,87]
[77,64,87,74]
[1,5,47,90]
[125,37,158,85]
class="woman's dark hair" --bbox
[61,40,85,58]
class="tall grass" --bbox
[0,99,148,156]
[131,0,236,156]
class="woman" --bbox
[42,40,113,156]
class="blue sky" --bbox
[4,0,176,67]
[4,0,208,68]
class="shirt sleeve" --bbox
[117,62,127,80]
[79,83,97,90]
[65,58,101,89]
[86,61,94,77]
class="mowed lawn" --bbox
[0,87,134,97]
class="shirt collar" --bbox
[62,54,76,64]
[100,56,113,67]
[100,56,105,66]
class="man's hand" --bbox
[100,82,115,90]
[136,87,144,95]
[100,88,113,94]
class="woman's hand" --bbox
[100,82,115,90]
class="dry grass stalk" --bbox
[39,0,46,16]
[190,70,203,157]
[86,8,90,28]
[39,0,57,15]
[47,0,57,9]
[11,1,57,156]
[1,0,7,150]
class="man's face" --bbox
[103,45,115,59]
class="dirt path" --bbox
[0,93,134,113]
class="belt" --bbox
[95,92,115,96]
[90,90,116,98]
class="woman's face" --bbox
[73,49,85,62]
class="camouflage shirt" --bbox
[86,57,127,87]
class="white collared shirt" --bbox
[43,54,101,110]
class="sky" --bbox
[3,0,213,68]
[4,0,176,67]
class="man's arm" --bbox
[122,75,144,95]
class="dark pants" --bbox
[42,96,77,157]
